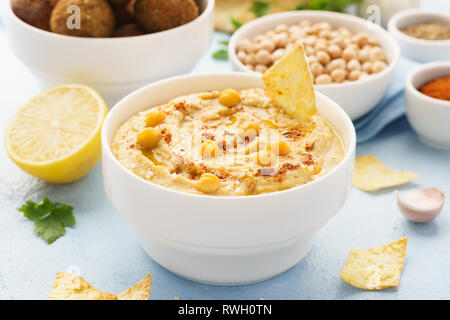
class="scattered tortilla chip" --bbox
[215,0,308,32]
[263,45,317,121]
[117,273,152,300]
[353,155,419,192]
[48,272,152,300]
[341,237,408,290]
[48,272,117,300]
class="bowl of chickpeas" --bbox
[229,11,400,120]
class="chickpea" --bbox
[371,61,388,73]
[348,70,361,81]
[219,89,241,107]
[285,42,295,51]
[316,50,331,65]
[304,35,318,46]
[237,50,247,61]
[342,47,357,61]
[257,39,276,53]
[244,123,260,136]
[307,55,318,64]
[305,45,316,56]
[347,59,361,71]
[265,30,276,39]
[362,61,372,73]
[290,30,306,41]
[299,20,312,27]
[275,24,289,33]
[271,48,286,63]
[246,41,259,54]
[315,74,332,85]
[236,39,251,52]
[244,53,256,65]
[370,47,385,62]
[360,71,370,79]
[319,29,331,39]
[326,58,346,73]
[310,62,324,76]
[358,48,370,62]
[255,64,268,73]
[273,33,288,48]
[331,68,347,83]
[245,64,254,71]
[201,141,220,159]
[328,30,339,39]
[362,44,373,51]
[145,111,166,127]
[137,128,161,148]
[253,34,266,43]
[270,141,291,156]
[368,37,378,46]
[255,150,274,166]
[255,49,272,65]
[315,39,328,51]
[288,25,301,34]
[355,33,369,47]
[195,173,221,194]
[327,44,342,58]
[337,27,351,37]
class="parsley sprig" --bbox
[18,197,75,244]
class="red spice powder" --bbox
[418,76,450,101]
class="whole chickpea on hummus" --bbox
[112,46,345,196]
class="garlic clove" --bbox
[396,188,445,223]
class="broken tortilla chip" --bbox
[48,272,117,300]
[48,272,152,300]
[117,273,152,300]
[353,155,419,192]
[263,44,317,121]
[341,237,408,290]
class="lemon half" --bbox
[5,84,108,183]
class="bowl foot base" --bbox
[418,135,450,150]
[139,232,315,286]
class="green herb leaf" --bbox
[212,49,229,60]
[18,197,75,244]
[230,16,243,30]
[250,1,271,17]
[219,40,229,46]
[295,0,360,12]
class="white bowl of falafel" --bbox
[4,0,214,105]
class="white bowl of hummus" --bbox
[102,73,356,285]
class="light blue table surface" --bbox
[1,1,450,300]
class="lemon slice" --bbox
[5,84,108,183]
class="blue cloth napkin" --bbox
[354,58,419,144]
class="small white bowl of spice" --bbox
[388,9,450,62]
[405,61,450,150]
[229,11,400,120]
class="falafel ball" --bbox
[108,0,130,6]
[50,0,115,37]
[134,0,199,33]
[112,0,135,26]
[112,23,145,37]
[12,0,59,31]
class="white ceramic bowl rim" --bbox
[102,72,356,200]
[388,8,450,45]
[229,10,400,90]
[406,61,450,107]
[6,0,214,41]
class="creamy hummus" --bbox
[111,88,344,196]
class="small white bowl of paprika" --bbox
[405,61,450,150]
